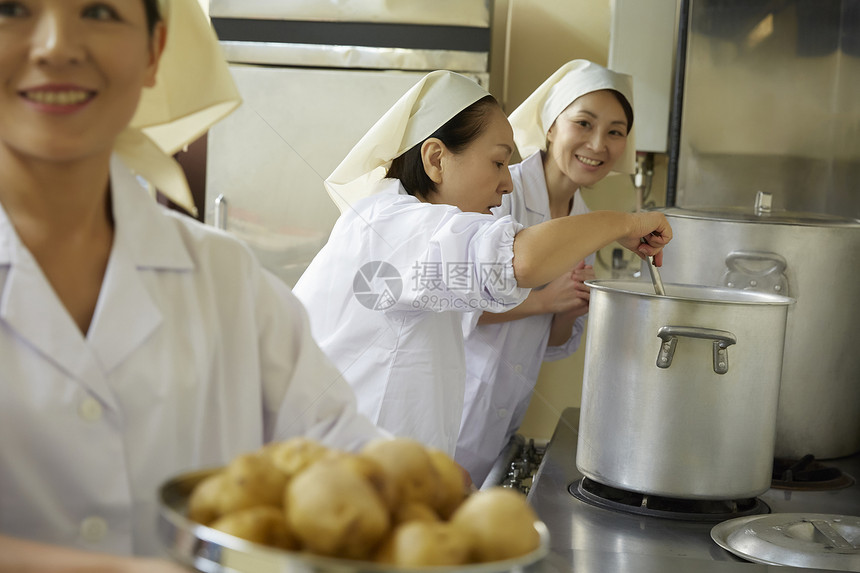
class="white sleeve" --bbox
[391,211,530,314]
[543,315,587,362]
[255,267,386,451]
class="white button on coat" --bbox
[78,397,103,422]
[79,516,108,543]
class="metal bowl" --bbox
[158,468,550,573]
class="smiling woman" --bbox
[293,69,672,462]
[0,0,162,172]
[455,60,645,487]
[0,0,386,570]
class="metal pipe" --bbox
[665,0,691,207]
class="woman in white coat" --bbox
[456,61,638,487]
[293,70,670,458]
[0,0,380,569]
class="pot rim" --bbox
[657,206,860,228]
[585,279,795,306]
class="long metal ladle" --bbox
[647,256,666,296]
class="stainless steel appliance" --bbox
[203,0,493,286]
[520,408,860,573]
[652,199,860,460]
[667,0,860,218]
[577,280,793,500]
[649,0,860,461]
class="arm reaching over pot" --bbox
[512,210,673,288]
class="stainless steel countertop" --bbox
[522,408,860,573]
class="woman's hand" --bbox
[545,261,593,346]
[566,260,594,319]
[549,260,594,316]
[535,261,591,315]
[617,212,673,265]
[0,534,191,572]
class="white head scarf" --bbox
[508,60,635,175]
[114,0,241,215]
[325,70,490,213]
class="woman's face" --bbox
[545,90,629,187]
[0,0,163,163]
[434,105,515,214]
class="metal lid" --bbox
[660,206,860,227]
[711,513,860,571]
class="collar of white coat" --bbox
[508,59,635,175]
[516,151,581,219]
[519,151,553,218]
[109,155,195,272]
[115,0,241,216]
[0,157,193,276]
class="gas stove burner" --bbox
[771,455,855,491]
[569,477,770,522]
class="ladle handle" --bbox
[647,256,666,296]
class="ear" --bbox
[144,21,167,88]
[420,138,445,184]
[546,121,557,145]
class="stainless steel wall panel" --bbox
[674,0,860,217]
[218,42,489,73]
[208,0,491,28]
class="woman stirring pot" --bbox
[457,60,639,486]
[294,69,670,459]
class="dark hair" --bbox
[386,95,498,198]
[143,0,162,35]
[609,89,634,132]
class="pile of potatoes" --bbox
[186,437,542,567]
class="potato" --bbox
[427,448,467,518]
[187,472,227,526]
[325,451,400,511]
[262,437,330,479]
[286,457,390,560]
[220,453,289,511]
[210,506,300,550]
[377,521,472,567]
[391,502,439,525]
[361,438,440,507]
[450,487,541,562]
[188,454,289,526]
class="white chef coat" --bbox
[0,157,381,557]
[293,178,529,456]
[456,151,592,486]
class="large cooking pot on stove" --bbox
[576,280,793,500]
[651,199,860,459]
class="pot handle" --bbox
[656,326,737,375]
[723,251,789,294]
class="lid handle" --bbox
[754,191,772,216]
[809,519,855,550]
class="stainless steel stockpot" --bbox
[652,205,860,460]
[576,280,793,500]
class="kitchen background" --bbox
[183,0,858,443]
